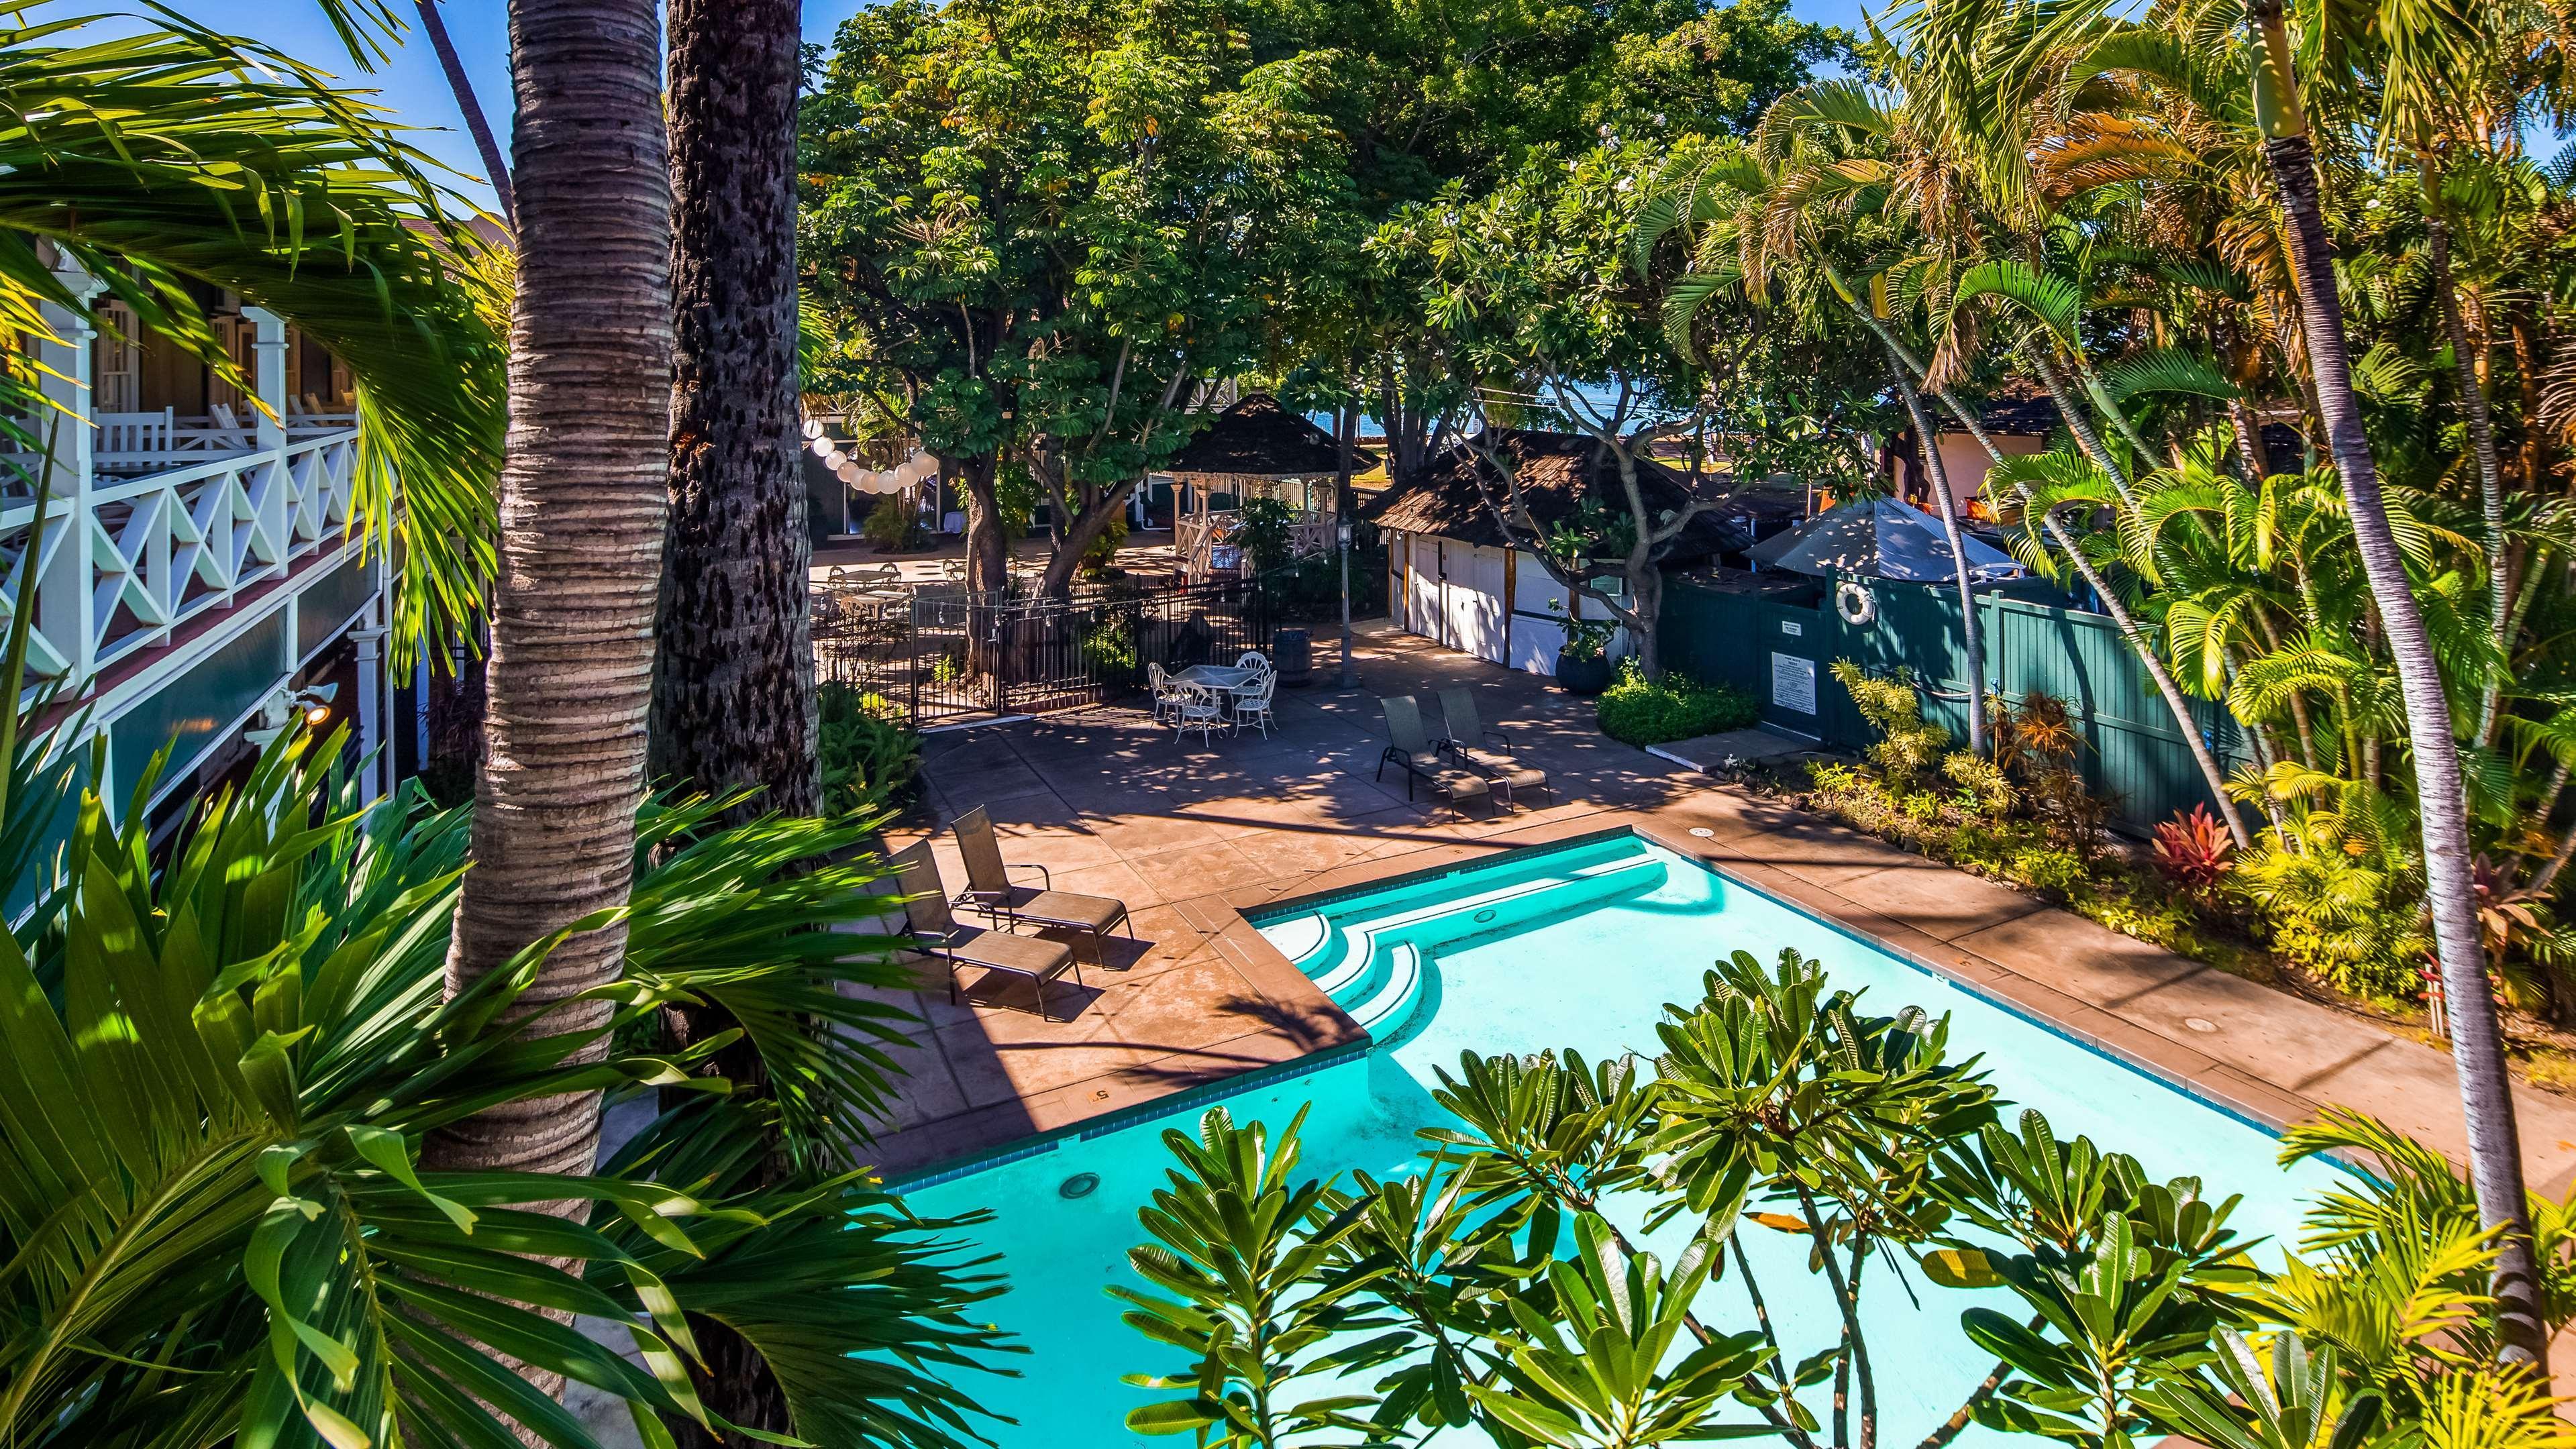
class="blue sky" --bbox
[177,0,1870,215]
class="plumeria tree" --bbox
[1118,951,2576,1448]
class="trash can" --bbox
[1272,627,1312,686]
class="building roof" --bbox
[1361,429,1744,561]
[1935,378,2057,437]
[1165,393,1378,478]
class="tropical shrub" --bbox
[2153,805,2236,896]
[1809,672,2204,952]
[1596,658,1760,745]
[1552,598,1619,662]
[1235,495,1298,575]
[817,680,922,815]
[2226,765,2432,1001]
[0,719,1007,1449]
[862,495,928,551]
[1114,946,2576,1446]
[2232,845,2430,1000]
[1117,952,2575,1448]
[1832,659,1950,784]
[1078,515,1130,578]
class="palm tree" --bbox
[2242,0,2548,1368]
[413,0,518,229]
[0,715,1008,1447]
[650,0,819,835]
[430,0,674,1211]
[650,5,817,1437]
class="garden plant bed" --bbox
[1719,746,2576,1102]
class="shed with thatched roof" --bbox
[1361,430,1747,675]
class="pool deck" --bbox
[866,623,2576,1203]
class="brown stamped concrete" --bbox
[862,624,2576,1205]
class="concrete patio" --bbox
[864,624,2576,1201]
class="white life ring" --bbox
[1835,580,1878,626]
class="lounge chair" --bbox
[1374,694,1490,817]
[888,840,1082,1019]
[949,806,1133,966]
[1436,686,1553,808]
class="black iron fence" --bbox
[814,578,1274,729]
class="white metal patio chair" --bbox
[1232,670,1277,738]
[1167,681,1225,746]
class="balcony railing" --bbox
[0,415,360,686]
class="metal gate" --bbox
[813,578,1274,729]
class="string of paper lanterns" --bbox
[801,419,937,494]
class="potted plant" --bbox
[1553,610,1617,695]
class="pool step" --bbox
[1322,853,1669,1036]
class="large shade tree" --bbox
[801,0,1354,598]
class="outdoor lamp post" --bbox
[1337,517,1355,688]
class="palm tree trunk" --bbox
[1890,360,1987,755]
[427,14,670,1423]
[2024,345,2135,504]
[2251,0,2547,1368]
[650,0,817,826]
[2419,169,2512,742]
[415,0,517,230]
[652,3,808,1438]
[437,0,670,1147]
[2226,397,2272,480]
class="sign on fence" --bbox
[1771,653,1818,714]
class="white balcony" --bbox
[1,260,388,814]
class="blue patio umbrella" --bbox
[1747,496,2024,582]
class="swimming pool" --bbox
[900,829,2344,1445]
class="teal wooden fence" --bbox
[1659,576,2252,835]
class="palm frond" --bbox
[0,8,505,665]
[2100,346,2239,404]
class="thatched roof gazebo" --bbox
[1165,394,1378,578]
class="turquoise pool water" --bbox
[902,830,2345,1445]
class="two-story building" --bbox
[8,249,401,849]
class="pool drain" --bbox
[1059,1172,1100,1199]
[1474,908,1497,924]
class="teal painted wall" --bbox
[109,610,289,802]
[297,555,374,662]
[1660,576,2250,833]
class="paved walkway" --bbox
[868,625,2576,1201]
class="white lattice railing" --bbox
[0,427,360,686]
[1177,509,1335,579]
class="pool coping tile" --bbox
[878,662,2576,1189]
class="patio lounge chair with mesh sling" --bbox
[1435,685,1552,808]
[1374,694,1490,817]
[949,806,1134,965]
[889,840,1082,1018]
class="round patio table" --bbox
[1171,663,1264,725]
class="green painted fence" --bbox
[1659,576,2253,835]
